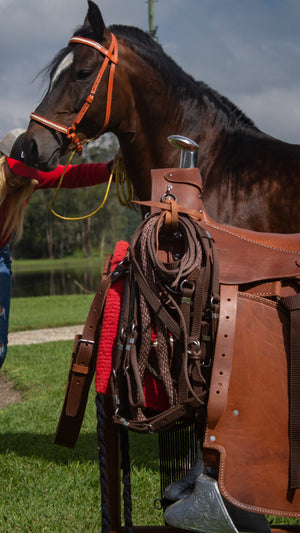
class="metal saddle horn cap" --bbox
[168,135,199,168]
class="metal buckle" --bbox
[77,338,95,346]
[180,279,195,293]
[161,185,177,202]
[188,339,201,355]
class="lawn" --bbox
[0,341,162,532]
[1,295,299,530]
[9,294,94,332]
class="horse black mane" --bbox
[109,24,256,129]
[43,22,256,129]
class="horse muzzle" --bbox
[23,124,66,171]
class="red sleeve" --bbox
[6,157,111,189]
[6,157,40,179]
[37,162,111,189]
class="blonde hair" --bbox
[0,156,39,242]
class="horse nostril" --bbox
[23,131,59,171]
[29,138,39,167]
[24,137,39,168]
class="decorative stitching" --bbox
[204,440,300,517]
[205,221,300,255]
[238,291,278,309]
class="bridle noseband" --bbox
[30,33,118,154]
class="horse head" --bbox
[23,1,132,171]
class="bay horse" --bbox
[22,0,300,235]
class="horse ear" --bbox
[84,0,107,42]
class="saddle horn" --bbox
[167,135,199,168]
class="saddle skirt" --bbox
[204,285,300,516]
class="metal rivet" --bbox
[210,435,216,442]
[233,409,239,416]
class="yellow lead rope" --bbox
[114,157,138,210]
[48,153,136,221]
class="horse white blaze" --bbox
[50,51,74,90]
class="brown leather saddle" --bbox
[149,166,300,517]
[54,163,300,519]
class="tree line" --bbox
[10,134,141,260]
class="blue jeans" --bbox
[0,244,12,368]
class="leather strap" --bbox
[207,284,238,429]
[113,396,204,433]
[54,254,123,448]
[280,293,300,489]
[135,199,203,221]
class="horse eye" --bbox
[76,69,92,81]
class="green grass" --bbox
[9,294,94,332]
[12,255,104,272]
[1,342,299,532]
[2,295,300,530]
[0,342,162,532]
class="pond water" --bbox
[11,264,102,298]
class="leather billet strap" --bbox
[66,254,116,416]
[280,293,300,490]
[30,33,118,154]
[54,254,128,448]
[207,284,238,429]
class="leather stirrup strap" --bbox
[207,284,238,429]
[280,293,300,489]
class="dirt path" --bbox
[0,325,84,409]
[8,324,83,345]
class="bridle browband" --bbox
[30,33,118,154]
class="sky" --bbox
[0,0,300,144]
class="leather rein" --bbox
[30,33,118,154]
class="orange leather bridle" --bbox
[30,33,118,154]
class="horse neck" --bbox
[113,40,237,198]
[113,45,293,210]
[116,91,235,200]
[116,95,186,200]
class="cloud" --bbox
[235,88,300,144]
[0,0,300,145]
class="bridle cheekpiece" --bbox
[30,33,118,154]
